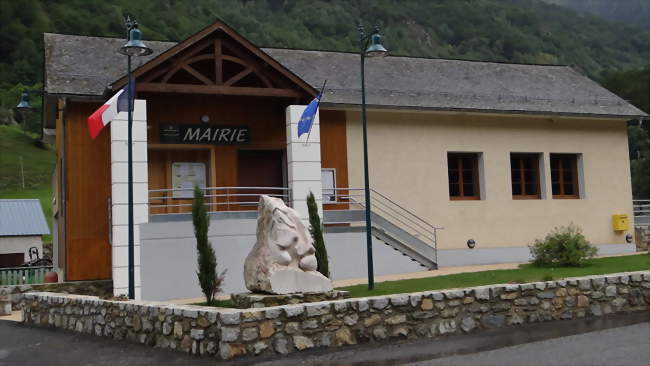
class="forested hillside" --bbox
[2,0,650,88]
[602,66,650,198]
[537,0,650,29]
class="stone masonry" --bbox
[1,280,112,310]
[20,271,650,360]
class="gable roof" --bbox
[0,199,50,236]
[43,33,647,118]
[110,20,316,97]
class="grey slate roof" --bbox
[44,33,171,96]
[0,199,50,236]
[43,33,647,118]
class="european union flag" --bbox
[297,94,321,137]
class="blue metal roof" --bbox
[0,199,50,236]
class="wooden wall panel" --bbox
[64,102,112,281]
[144,93,289,213]
[320,110,349,210]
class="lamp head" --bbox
[119,25,153,57]
[16,91,32,111]
[365,32,388,58]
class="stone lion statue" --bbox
[243,195,332,294]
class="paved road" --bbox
[258,313,650,366]
[1,313,648,365]
[0,321,216,366]
[416,322,650,366]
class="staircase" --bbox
[322,188,440,270]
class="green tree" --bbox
[307,191,329,278]
[602,65,650,198]
[192,186,223,304]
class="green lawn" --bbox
[338,254,650,298]
[0,125,55,190]
[0,125,55,242]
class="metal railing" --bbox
[633,200,650,217]
[0,266,52,286]
[323,187,441,251]
[148,186,291,214]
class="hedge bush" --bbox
[529,224,598,267]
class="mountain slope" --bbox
[536,0,650,29]
[1,0,650,91]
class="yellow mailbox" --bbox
[612,214,629,231]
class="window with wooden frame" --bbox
[448,153,480,200]
[551,154,580,199]
[510,153,541,199]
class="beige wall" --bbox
[345,109,633,250]
[0,236,43,263]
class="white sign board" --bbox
[171,162,206,199]
[321,168,336,202]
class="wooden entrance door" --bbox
[237,150,285,208]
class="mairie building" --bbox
[41,21,647,299]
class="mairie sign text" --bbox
[159,124,250,144]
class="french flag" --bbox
[87,83,133,139]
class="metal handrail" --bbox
[325,187,440,251]
[633,199,650,216]
[370,189,442,232]
[148,186,291,214]
[149,186,290,193]
[326,188,441,237]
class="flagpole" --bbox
[305,80,327,144]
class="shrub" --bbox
[192,186,225,305]
[529,224,598,267]
[307,191,330,278]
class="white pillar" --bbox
[286,105,323,225]
[110,99,148,299]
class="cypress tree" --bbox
[192,186,219,304]
[307,191,330,278]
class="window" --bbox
[551,154,579,199]
[448,153,480,200]
[321,168,336,203]
[510,154,541,199]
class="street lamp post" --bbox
[358,25,388,291]
[117,17,153,299]
[16,89,44,140]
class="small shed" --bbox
[0,199,50,267]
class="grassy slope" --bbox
[0,125,55,241]
[338,254,650,298]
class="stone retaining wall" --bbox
[20,271,650,360]
[2,280,112,310]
